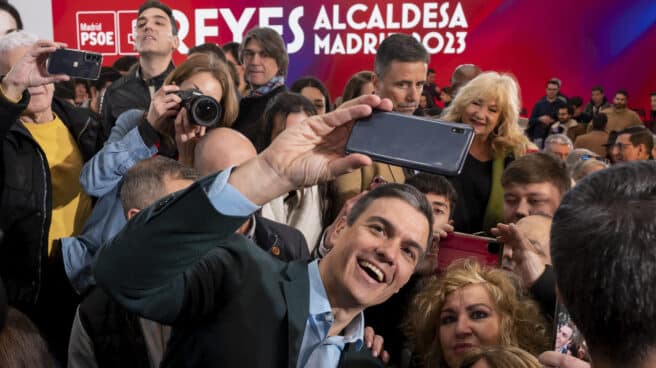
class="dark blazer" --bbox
[95,174,382,367]
[254,214,310,261]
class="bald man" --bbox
[194,128,309,261]
[450,64,482,96]
[502,214,552,271]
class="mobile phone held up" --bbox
[345,111,474,176]
[436,232,502,274]
[47,48,102,80]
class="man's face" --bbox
[503,182,562,223]
[242,39,280,88]
[591,90,604,105]
[374,60,427,115]
[547,143,571,161]
[0,46,54,115]
[133,7,179,56]
[427,71,436,84]
[556,325,574,350]
[650,95,656,112]
[616,133,646,162]
[546,83,559,100]
[613,93,627,109]
[557,108,570,123]
[323,197,430,308]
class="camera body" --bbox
[173,88,222,127]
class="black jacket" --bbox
[99,63,174,141]
[254,214,310,261]
[0,89,103,311]
[232,85,287,149]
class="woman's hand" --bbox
[174,107,206,167]
[146,85,182,133]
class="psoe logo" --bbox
[76,11,117,54]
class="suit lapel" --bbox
[281,261,310,368]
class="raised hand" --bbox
[229,94,393,205]
[146,85,182,133]
[1,40,70,100]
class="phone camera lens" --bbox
[451,127,465,134]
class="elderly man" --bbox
[0,33,103,361]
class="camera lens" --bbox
[190,96,221,127]
[451,127,465,134]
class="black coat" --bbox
[232,85,287,149]
[0,90,103,310]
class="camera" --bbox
[173,88,223,127]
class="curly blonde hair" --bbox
[441,72,530,158]
[459,346,542,368]
[405,259,549,368]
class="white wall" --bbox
[12,0,54,39]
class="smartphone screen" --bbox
[47,48,102,80]
[554,300,590,361]
[345,111,474,176]
[436,232,502,273]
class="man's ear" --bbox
[328,216,349,246]
[126,208,141,221]
[171,35,180,52]
[372,73,382,95]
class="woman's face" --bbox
[300,86,326,115]
[439,284,502,368]
[461,97,501,139]
[0,10,18,37]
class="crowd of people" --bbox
[1,1,656,367]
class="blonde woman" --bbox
[405,259,549,368]
[441,72,532,233]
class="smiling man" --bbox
[95,94,434,367]
[99,1,178,139]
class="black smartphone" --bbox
[554,300,590,361]
[345,111,474,176]
[47,48,102,80]
[436,232,502,273]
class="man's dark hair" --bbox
[558,105,574,116]
[405,173,457,218]
[290,76,331,113]
[374,34,429,78]
[615,89,629,98]
[591,85,604,94]
[501,153,571,196]
[112,55,139,73]
[427,68,435,75]
[618,126,653,153]
[138,1,178,35]
[551,161,656,365]
[0,2,23,32]
[591,112,608,131]
[240,27,288,78]
[222,42,241,64]
[257,92,317,151]
[568,96,583,108]
[346,183,434,248]
[120,156,199,213]
[650,91,656,98]
[547,79,560,88]
[188,43,227,63]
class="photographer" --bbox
[61,53,238,294]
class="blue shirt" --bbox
[205,171,364,367]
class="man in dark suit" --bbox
[95,94,433,367]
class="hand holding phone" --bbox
[346,111,474,176]
[47,48,102,80]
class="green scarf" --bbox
[482,153,507,231]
